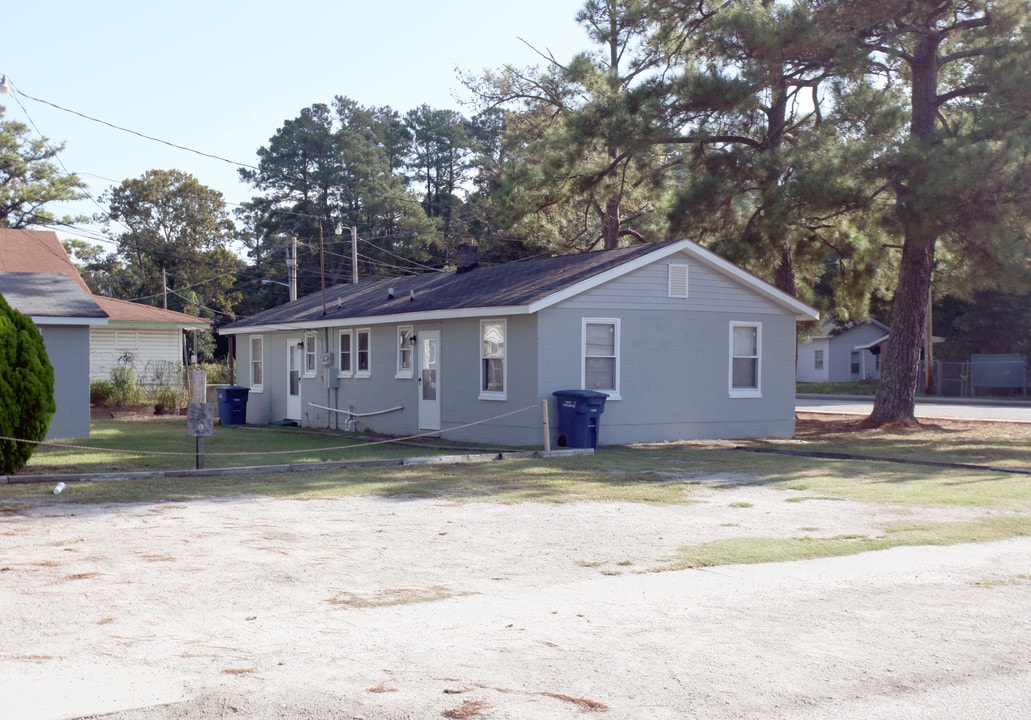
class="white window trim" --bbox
[668,263,689,299]
[814,349,824,371]
[479,319,507,401]
[338,329,354,378]
[396,325,415,379]
[249,335,264,393]
[581,318,621,400]
[303,332,318,378]
[729,321,762,398]
[355,328,372,378]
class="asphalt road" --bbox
[796,395,1031,423]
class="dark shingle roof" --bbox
[223,240,680,331]
[0,272,108,319]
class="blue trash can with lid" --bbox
[216,386,250,426]
[552,389,608,449]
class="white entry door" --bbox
[287,337,302,421]
[418,330,441,431]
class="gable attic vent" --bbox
[668,263,689,299]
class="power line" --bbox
[6,76,259,171]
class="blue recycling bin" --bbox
[216,386,250,426]
[552,389,608,449]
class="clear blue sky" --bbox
[2,0,590,248]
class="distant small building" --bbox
[797,319,889,384]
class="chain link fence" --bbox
[935,355,1029,398]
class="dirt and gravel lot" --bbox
[3,472,1031,720]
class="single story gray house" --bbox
[220,238,819,446]
[796,319,890,383]
[0,271,108,439]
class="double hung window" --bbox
[480,320,506,399]
[730,322,761,397]
[583,319,619,397]
[250,336,263,392]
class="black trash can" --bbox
[552,389,608,449]
[216,386,250,426]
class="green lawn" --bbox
[19,417,456,475]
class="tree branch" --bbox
[658,134,763,149]
[937,84,989,105]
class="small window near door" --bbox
[397,326,414,378]
[303,332,317,378]
[729,322,761,398]
[250,336,263,392]
[851,351,861,376]
[480,319,506,399]
[356,329,371,377]
[814,349,824,371]
[338,330,353,377]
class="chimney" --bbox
[455,242,479,274]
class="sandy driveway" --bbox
[2,481,1030,719]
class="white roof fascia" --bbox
[527,238,820,320]
[218,305,535,335]
[31,316,108,326]
[853,334,890,351]
[526,239,698,314]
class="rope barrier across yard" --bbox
[0,403,544,459]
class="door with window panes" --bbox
[418,331,440,430]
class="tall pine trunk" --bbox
[867,36,939,426]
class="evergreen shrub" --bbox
[0,293,56,474]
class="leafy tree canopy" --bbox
[0,106,90,229]
[97,169,242,317]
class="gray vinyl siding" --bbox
[435,314,542,446]
[796,338,830,383]
[559,254,785,316]
[537,257,799,443]
[39,325,92,439]
[538,306,796,444]
[828,324,885,382]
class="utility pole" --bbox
[287,236,298,301]
[162,269,168,309]
[319,225,327,315]
[351,225,358,284]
